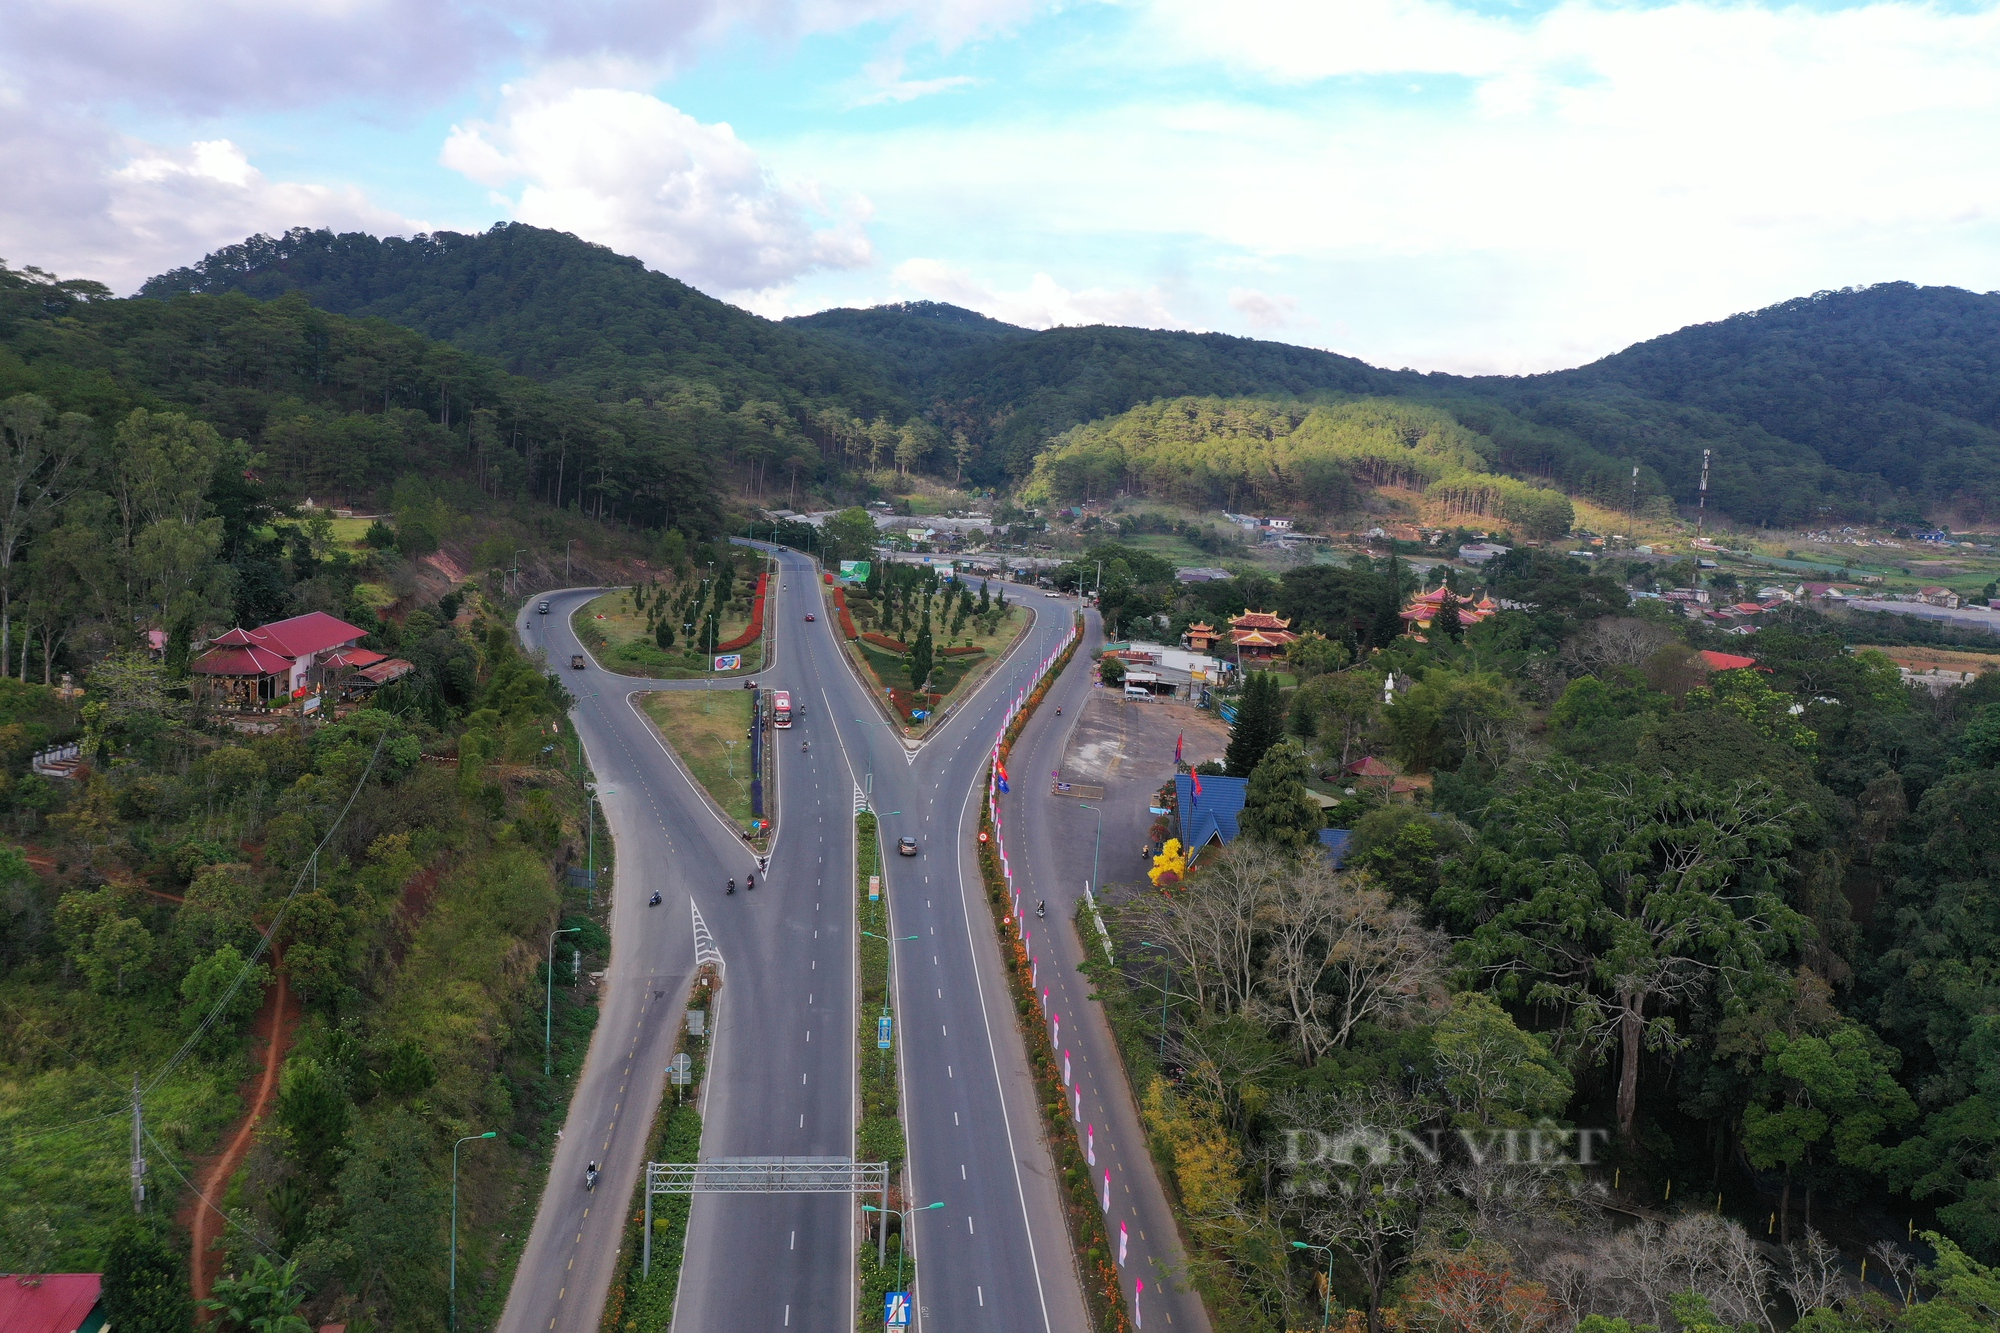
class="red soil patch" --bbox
[182,946,299,1319]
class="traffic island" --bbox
[854,808,916,1330]
[638,690,770,844]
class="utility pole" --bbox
[565,539,576,581]
[1697,450,1712,531]
[1630,466,1640,523]
[130,1072,145,1213]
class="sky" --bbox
[4,0,1999,374]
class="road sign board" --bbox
[884,1292,910,1326]
[667,1053,692,1085]
[877,1015,893,1050]
[713,653,743,671]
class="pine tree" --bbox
[908,615,935,695]
[101,1221,192,1333]
[1434,590,1463,643]
[1239,739,1320,849]
[1224,672,1285,777]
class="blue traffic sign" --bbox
[884,1291,910,1326]
[877,1015,893,1050]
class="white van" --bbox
[1123,684,1151,700]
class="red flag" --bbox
[1174,731,1184,764]
[1191,772,1202,805]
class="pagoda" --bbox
[1227,609,1299,661]
[1398,587,1496,641]
[1183,621,1224,653]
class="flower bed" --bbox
[939,645,985,657]
[835,588,858,639]
[886,687,940,725]
[862,632,909,653]
[713,572,767,653]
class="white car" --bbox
[1044,590,1060,598]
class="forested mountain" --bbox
[1512,280,2000,512]
[146,225,2000,524]
[142,224,912,418]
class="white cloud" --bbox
[890,258,1182,328]
[442,86,873,298]
[0,96,410,292]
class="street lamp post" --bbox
[861,1200,944,1284]
[584,784,598,909]
[1292,1240,1335,1330]
[1138,941,1172,1058]
[1076,802,1104,902]
[859,929,919,1065]
[513,549,529,598]
[565,538,577,581]
[853,716,895,797]
[451,1131,497,1333]
[546,926,581,1076]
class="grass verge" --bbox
[599,965,714,1333]
[639,691,755,829]
[843,603,1027,730]
[572,570,771,679]
[855,809,910,1330]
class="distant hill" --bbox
[147,226,2000,524]
[142,224,912,418]
[1494,282,2000,524]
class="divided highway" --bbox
[503,552,1093,1332]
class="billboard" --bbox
[713,653,743,671]
[839,560,872,584]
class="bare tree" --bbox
[1867,1239,1917,1306]
[1579,1214,1776,1333]
[1781,1229,1852,1317]
[1119,842,1269,1015]
[1560,616,1677,679]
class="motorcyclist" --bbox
[1037,900,1046,918]
[1056,706,1061,715]
[648,891,661,906]
[802,739,809,752]
[586,1161,598,1190]
[728,878,736,895]
[746,873,756,891]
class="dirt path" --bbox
[181,947,299,1317]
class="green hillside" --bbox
[142,224,912,418]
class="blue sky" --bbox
[5,0,2000,373]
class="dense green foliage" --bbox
[144,224,910,416]
[1087,542,2000,1331]
[1024,396,1577,534]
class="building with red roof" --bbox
[191,611,370,706]
[1226,610,1299,661]
[1397,586,1497,641]
[1699,650,1758,671]
[0,1273,104,1333]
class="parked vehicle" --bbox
[897,836,919,856]
[570,654,586,670]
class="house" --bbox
[1699,650,1758,671]
[1917,587,1963,608]
[1227,610,1300,661]
[191,611,408,707]
[1318,828,1352,868]
[1174,772,1249,849]
[0,1273,104,1333]
[1457,542,1512,564]
[1175,567,1234,584]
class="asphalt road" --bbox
[1006,614,1214,1333]
[500,554,1091,1333]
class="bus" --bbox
[772,690,793,728]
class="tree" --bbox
[204,1254,311,1333]
[101,1220,192,1333]
[824,507,878,563]
[1430,992,1573,1127]
[0,395,91,670]
[1239,739,1321,849]
[179,943,270,1045]
[1298,670,1379,770]
[1438,763,1806,1141]
[1286,633,1349,680]
[277,1057,352,1188]
[1225,672,1286,777]
[907,614,935,694]
[1433,590,1464,642]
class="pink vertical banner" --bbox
[1030,956,1036,988]
[1119,1220,1127,1265]
[1102,1168,1111,1210]
[1135,1279,1143,1328]
[1088,1124,1096,1165]
[1052,1013,1059,1044]
[1074,1085,1081,1120]
[1063,1050,1070,1084]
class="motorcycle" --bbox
[746,873,756,891]
[648,891,661,906]
[1055,706,1061,715]
[802,739,809,752]
[1037,900,1047,919]
[727,878,736,895]
[586,1162,599,1191]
